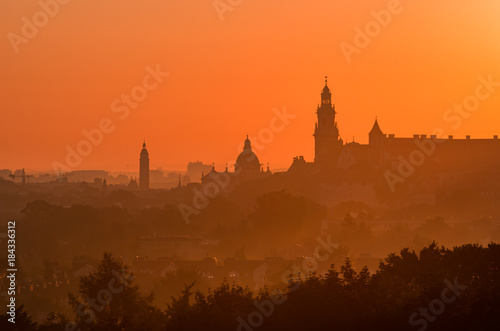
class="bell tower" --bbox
[314,76,343,168]
[139,140,149,190]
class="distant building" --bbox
[140,141,149,190]
[68,170,108,182]
[187,161,213,183]
[0,169,12,180]
[150,169,165,184]
[128,178,139,190]
[109,174,129,185]
[201,136,272,187]
[148,170,186,189]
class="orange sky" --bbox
[1,0,500,172]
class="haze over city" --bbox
[2,1,500,331]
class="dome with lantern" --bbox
[235,136,261,178]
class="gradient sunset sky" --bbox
[1,0,500,172]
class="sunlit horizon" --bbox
[2,0,500,172]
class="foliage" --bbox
[3,244,500,330]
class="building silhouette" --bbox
[284,77,500,206]
[187,161,213,183]
[314,76,343,169]
[201,136,271,187]
[140,141,149,190]
[235,136,263,181]
[128,177,139,190]
[142,77,500,207]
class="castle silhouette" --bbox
[140,77,500,207]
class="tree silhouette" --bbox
[68,252,163,330]
[0,305,37,331]
[5,243,500,330]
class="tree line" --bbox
[2,242,500,330]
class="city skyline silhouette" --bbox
[2,1,500,330]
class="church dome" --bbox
[235,137,261,175]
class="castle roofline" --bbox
[369,118,383,136]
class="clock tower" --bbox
[314,77,343,169]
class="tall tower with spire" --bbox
[139,141,149,190]
[314,76,343,168]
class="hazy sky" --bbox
[1,0,500,172]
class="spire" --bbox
[140,140,149,158]
[369,117,383,136]
[178,174,181,188]
[321,76,331,104]
[369,117,385,146]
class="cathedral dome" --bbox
[235,137,261,175]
